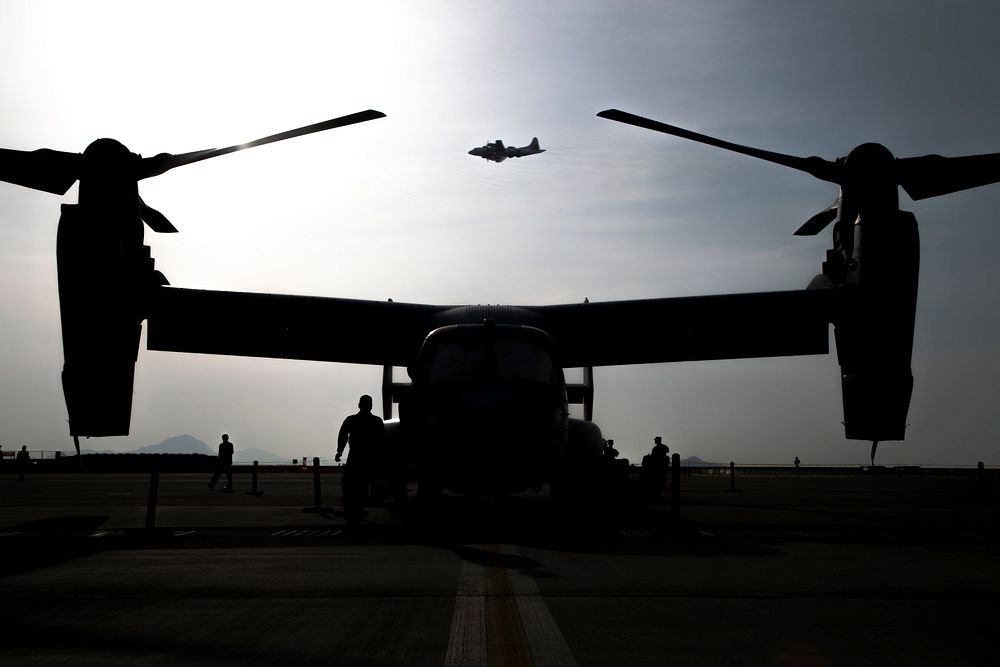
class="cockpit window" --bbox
[495,340,553,382]
[428,341,487,381]
[425,336,553,383]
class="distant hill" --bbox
[131,434,213,455]
[236,448,288,463]
[681,456,721,466]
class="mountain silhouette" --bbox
[131,434,213,455]
[128,435,285,462]
[236,448,288,463]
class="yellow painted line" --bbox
[485,544,533,666]
[444,544,577,667]
[502,545,577,667]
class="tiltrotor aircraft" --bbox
[468,137,545,163]
[2,107,999,494]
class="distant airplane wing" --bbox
[147,287,449,367]
[536,288,833,367]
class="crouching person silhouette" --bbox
[336,395,385,524]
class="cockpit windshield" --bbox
[425,336,554,383]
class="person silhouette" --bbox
[16,445,30,482]
[336,395,385,523]
[208,434,234,491]
[602,439,620,463]
[651,435,669,458]
[639,436,669,501]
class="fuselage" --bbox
[399,321,579,494]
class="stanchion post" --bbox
[724,461,742,493]
[302,456,334,514]
[671,453,681,519]
[145,468,160,530]
[312,456,322,508]
[246,460,263,496]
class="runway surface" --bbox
[1,470,997,665]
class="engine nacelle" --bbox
[831,209,920,441]
[56,204,155,436]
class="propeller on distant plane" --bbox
[597,108,1000,235]
[0,109,386,231]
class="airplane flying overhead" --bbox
[468,137,545,162]
[2,109,1000,495]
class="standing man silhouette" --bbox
[336,395,385,523]
[16,445,30,482]
[208,434,235,491]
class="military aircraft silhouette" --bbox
[468,137,545,163]
[2,108,999,494]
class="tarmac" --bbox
[1,468,998,665]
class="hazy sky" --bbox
[2,0,1000,465]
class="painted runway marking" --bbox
[172,530,196,537]
[698,530,716,537]
[271,528,344,537]
[445,544,577,667]
[445,559,487,666]
[618,529,653,537]
[89,530,125,538]
[502,544,577,667]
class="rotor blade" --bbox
[896,152,1000,200]
[138,149,218,180]
[793,206,839,236]
[597,109,842,184]
[138,197,178,233]
[0,147,84,195]
[137,109,386,179]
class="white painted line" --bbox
[173,530,196,537]
[445,558,487,667]
[445,545,577,665]
[502,545,578,667]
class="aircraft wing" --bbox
[536,288,833,368]
[146,285,833,369]
[146,287,449,367]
